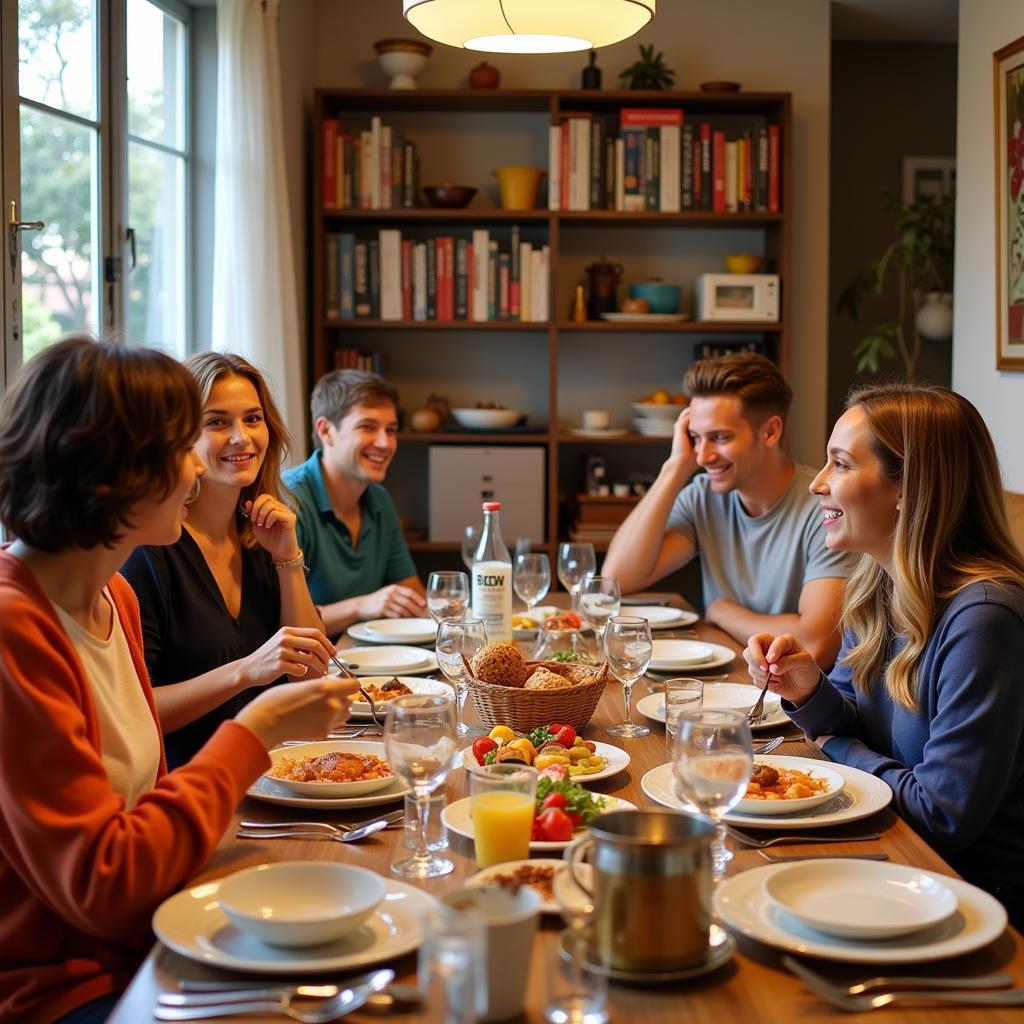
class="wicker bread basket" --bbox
[469,660,608,732]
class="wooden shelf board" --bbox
[556,433,670,445]
[325,319,549,331]
[557,210,783,226]
[557,320,784,333]
[322,208,549,223]
[398,432,553,444]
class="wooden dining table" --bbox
[108,597,1024,1023]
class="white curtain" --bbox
[212,0,305,460]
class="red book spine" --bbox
[619,107,684,127]
[743,134,754,211]
[560,121,571,210]
[712,131,726,213]
[435,237,448,321]
[322,118,338,209]
[692,136,702,208]
[768,124,780,213]
[401,240,413,321]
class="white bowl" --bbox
[377,50,428,89]
[217,861,386,947]
[451,408,523,430]
[631,402,686,421]
[735,760,845,815]
[266,741,394,798]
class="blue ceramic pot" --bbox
[628,281,681,314]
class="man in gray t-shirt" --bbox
[603,354,855,669]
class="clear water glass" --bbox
[604,616,652,738]
[514,551,551,611]
[435,616,488,738]
[420,900,488,1023]
[557,542,596,610]
[404,791,448,852]
[662,677,704,760]
[672,709,753,883]
[461,524,483,572]
[577,575,620,648]
[427,570,469,624]
[384,693,459,879]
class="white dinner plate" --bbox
[332,646,438,676]
[715,862,1006,963]
[635,691,789,733]
[625,606,699,629]
[349,676,454,718]
[602,313,691,323]
[264,740,394,798]
[640,755,893,830]
[460,740,630,783]
[442,795,636,852]
[735,761,845,816]
[511,606,560,639]
[348,619,437,646]
[566,427,631,438]
[465,859,592,916]
[762,860,959,940]
[153,874,435,974]
[649,639,714,668]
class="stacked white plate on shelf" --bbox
[347,617,437,646]
[631,401,683,438]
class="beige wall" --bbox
[953,1,1024,490]
[280,0,832,464]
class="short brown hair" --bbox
[682,353,792,424]
[310,370,399,448]
[0,336,200,552]
[185,352,291,548]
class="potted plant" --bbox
[836,188,955,378]
[618,44,675,90]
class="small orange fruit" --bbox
[651,390,671,404]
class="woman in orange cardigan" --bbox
[0,338,358,1024]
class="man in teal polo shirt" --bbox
[283,370,426,635]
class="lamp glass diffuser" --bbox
[403,0,655,53]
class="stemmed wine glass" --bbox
[384,693,459,879]
[513,552,551,614]
[427,571,469,624]
[672,709,753,884]
[604,615,652,738]
[461,525,483,572]
[577,575,621,651]
[435,616,488,738]
[557,542,596,611]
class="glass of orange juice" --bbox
[469,763,537,868]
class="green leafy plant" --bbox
[836,189,955,378]
[618,44,675,90]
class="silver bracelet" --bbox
[273,548,305,570]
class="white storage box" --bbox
[429,446,545,543]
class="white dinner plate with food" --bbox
[459,740,630,783]
[511,606,560,639]
[347,618,437,646]
[636,689,789,732]
[264,740,394,798]
[640,756,893,830]
[333,646,438,676]
[348,676,454,718]
[153,875,435,974]
[762,860,959,940]
[465,859,592,916]
[714,862,1006,964]
[735,760,845,816]
[649,639,736,671]
[624,606,699,629]
[441,795,636,852]
[565,426,631,438]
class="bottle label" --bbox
[472,559,512,642]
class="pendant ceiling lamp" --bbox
[402,0,655,54]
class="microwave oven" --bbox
[694,273,780,322]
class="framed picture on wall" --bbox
[902,157,955,204]
[994,33,1024,371]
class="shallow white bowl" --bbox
[735,760,844,815]
[266,741,394,798]
[631,401,686,421]
[217,861,386,948]
[451,407,523,429]
[762,860,958,940]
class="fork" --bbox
[782,956,1024,1011]
[239,809,405,833]
[726,825,881,848]
[329,653,385,730]
[745,674,772,724]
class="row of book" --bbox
[333,348,387,373]
[324,227,551,322]
[321,117,418,211]
[548,107,781,214]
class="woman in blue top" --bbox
[744,382,1024,928]
[123,352,336,767]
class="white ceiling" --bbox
[831,0,958,43]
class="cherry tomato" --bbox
[552,725,576,748]
[542,792,568,810]
[567,811,582,828]
[472,737,498,765]
[536,807,574,843]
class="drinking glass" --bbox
[663,677,704,759]
[557,542,596,610]
[577,576,620,649]
[469,763,537,868]
[383,694,459,879]
[427,571,469,624]
[435,616,488,738]
[513,552,551,612]
[461,525,483,572]
[420,899,487,1024]
[604,616,652,738]
[672,709,753,883]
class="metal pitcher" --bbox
[565,809,714,972]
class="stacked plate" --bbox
[347,618,437,646]
[332,645,438,676]
[631,401,682,438]
[625,606,698,630]
[649,638,735,671]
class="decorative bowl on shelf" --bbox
[373,38,432,89]
[628,280,681,314]
[699,80,742,93]
[723,253,763,274]
[451,407,523,430]
[423,184,478,209]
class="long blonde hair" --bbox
[842,383,1024,707]
[184,352,291,549]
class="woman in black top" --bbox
[122,353,335,766]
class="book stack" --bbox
[321,116,419,211]
[569,493,641,545]
[334,347,387,373]
[324,227,550,323]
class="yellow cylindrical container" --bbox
[493,166,544,211]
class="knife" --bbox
[620,597,674,606]
[166,969,393,1005]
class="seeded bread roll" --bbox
[472,642,528,687]
[524,667,573,690]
